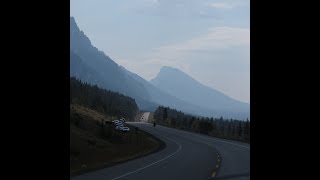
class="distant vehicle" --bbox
[120,127,130,132]
[115,126,129,131]
[115,126,123,130]
[114,122,123,126]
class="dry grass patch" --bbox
[70,104,162,176]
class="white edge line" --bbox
[110,128,182,180]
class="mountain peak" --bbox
[150,65,249,119]
[70,16,76,23]
[160,66,182,73]
[157,66,189,77]
[70,16,97,53]
[70,16,78,29]
[161,66,177,70]
[70,16,82,37]
[154,66,195,84]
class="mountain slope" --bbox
[120,66,214,116]
[70,51,103,85]
[70,17,248,119]
[121,66,246,119]
[150,66,250,119]
[70,17,158,111]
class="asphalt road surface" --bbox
[140,112,150,122]
[71,112,250,180]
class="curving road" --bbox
[71,113,250,180]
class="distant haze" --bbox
[151,66,249,118]
[151,66,249,111]
[70,0,250,103]
[70,17,249,119]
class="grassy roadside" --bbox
[70,104,165,176]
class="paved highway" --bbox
[140,112,150,122]
[71,112,250,180]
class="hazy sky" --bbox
[70,0,250,103]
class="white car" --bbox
[120,127,130,132]
[114,122,123,126]
[115,125,124,130]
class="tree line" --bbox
[154,106,250,143]
[70,77,139,120]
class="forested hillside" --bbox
[70,77,139,120]
[154,106,250,143]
